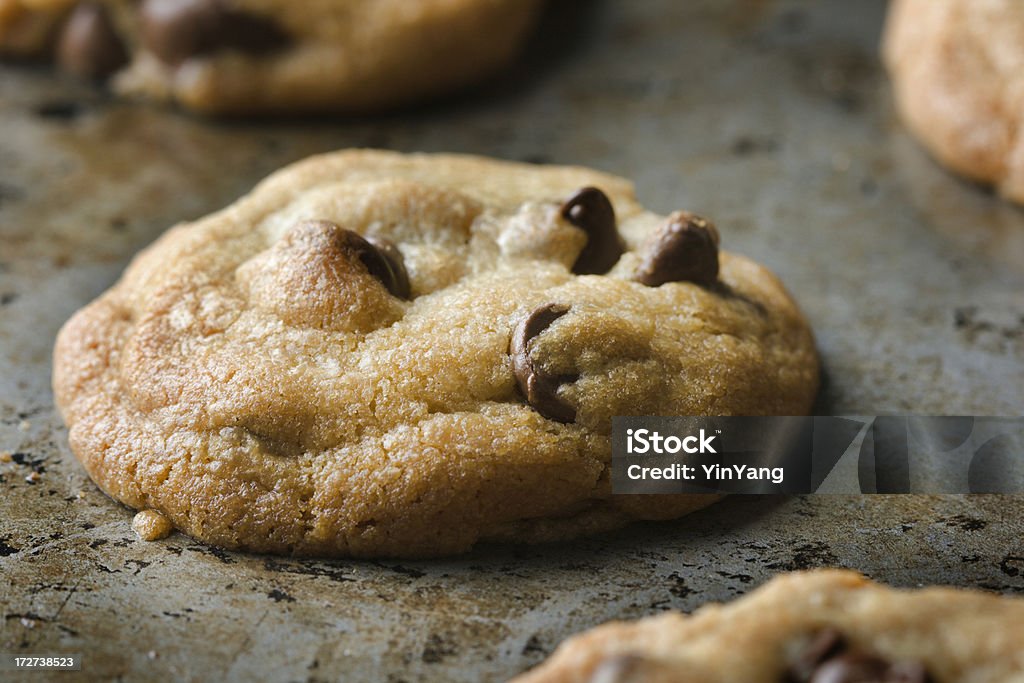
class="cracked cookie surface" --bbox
[883,0,1024,204]
[512,570,1024,683]
[0,0,540,114]
[53,150,818,558]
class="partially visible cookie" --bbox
[883,0,1024,204]
[53,150,818,558]
[513,569,1024,683]
[0,0,541,114]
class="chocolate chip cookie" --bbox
[883,0,1024,204]
[0,0,540,114]
[513,570,1024,683]
[52,150,818,558]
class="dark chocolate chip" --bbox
[140,0,222,65]
[790,628,847,681]
[332,229,410,300]
[365,236,411,300]
[56,2,128,80]
[510,303,577,423]
[633,211,720,287]
[561,187,625,275]
[789,630,934,683]
[809,653,896,683]
[140,0,288,66]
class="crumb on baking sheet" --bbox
[132,509,174,541]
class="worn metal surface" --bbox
[1,0,1023,681]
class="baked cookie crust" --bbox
[53,150,818,558]
[513,569,1024,683]
[883,0,1024,203]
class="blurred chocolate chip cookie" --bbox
[0,0,541,114]
[53,150,818,558]
[883,0,1024,204]
[513,570,1024,683]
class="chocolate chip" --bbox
[140,0,288,66]
[140,0,222,64]
[789,630,933,683]
[810,653,898,683]
[510,303,577,423]
[633,211,720,287]
[56,2,128,80]
[561,187,625,275]
[808,653,882,683]
[333,229,410,300]
[365,236,411,300]
[790,628,847,681]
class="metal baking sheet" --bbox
[2,0,1023,681]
